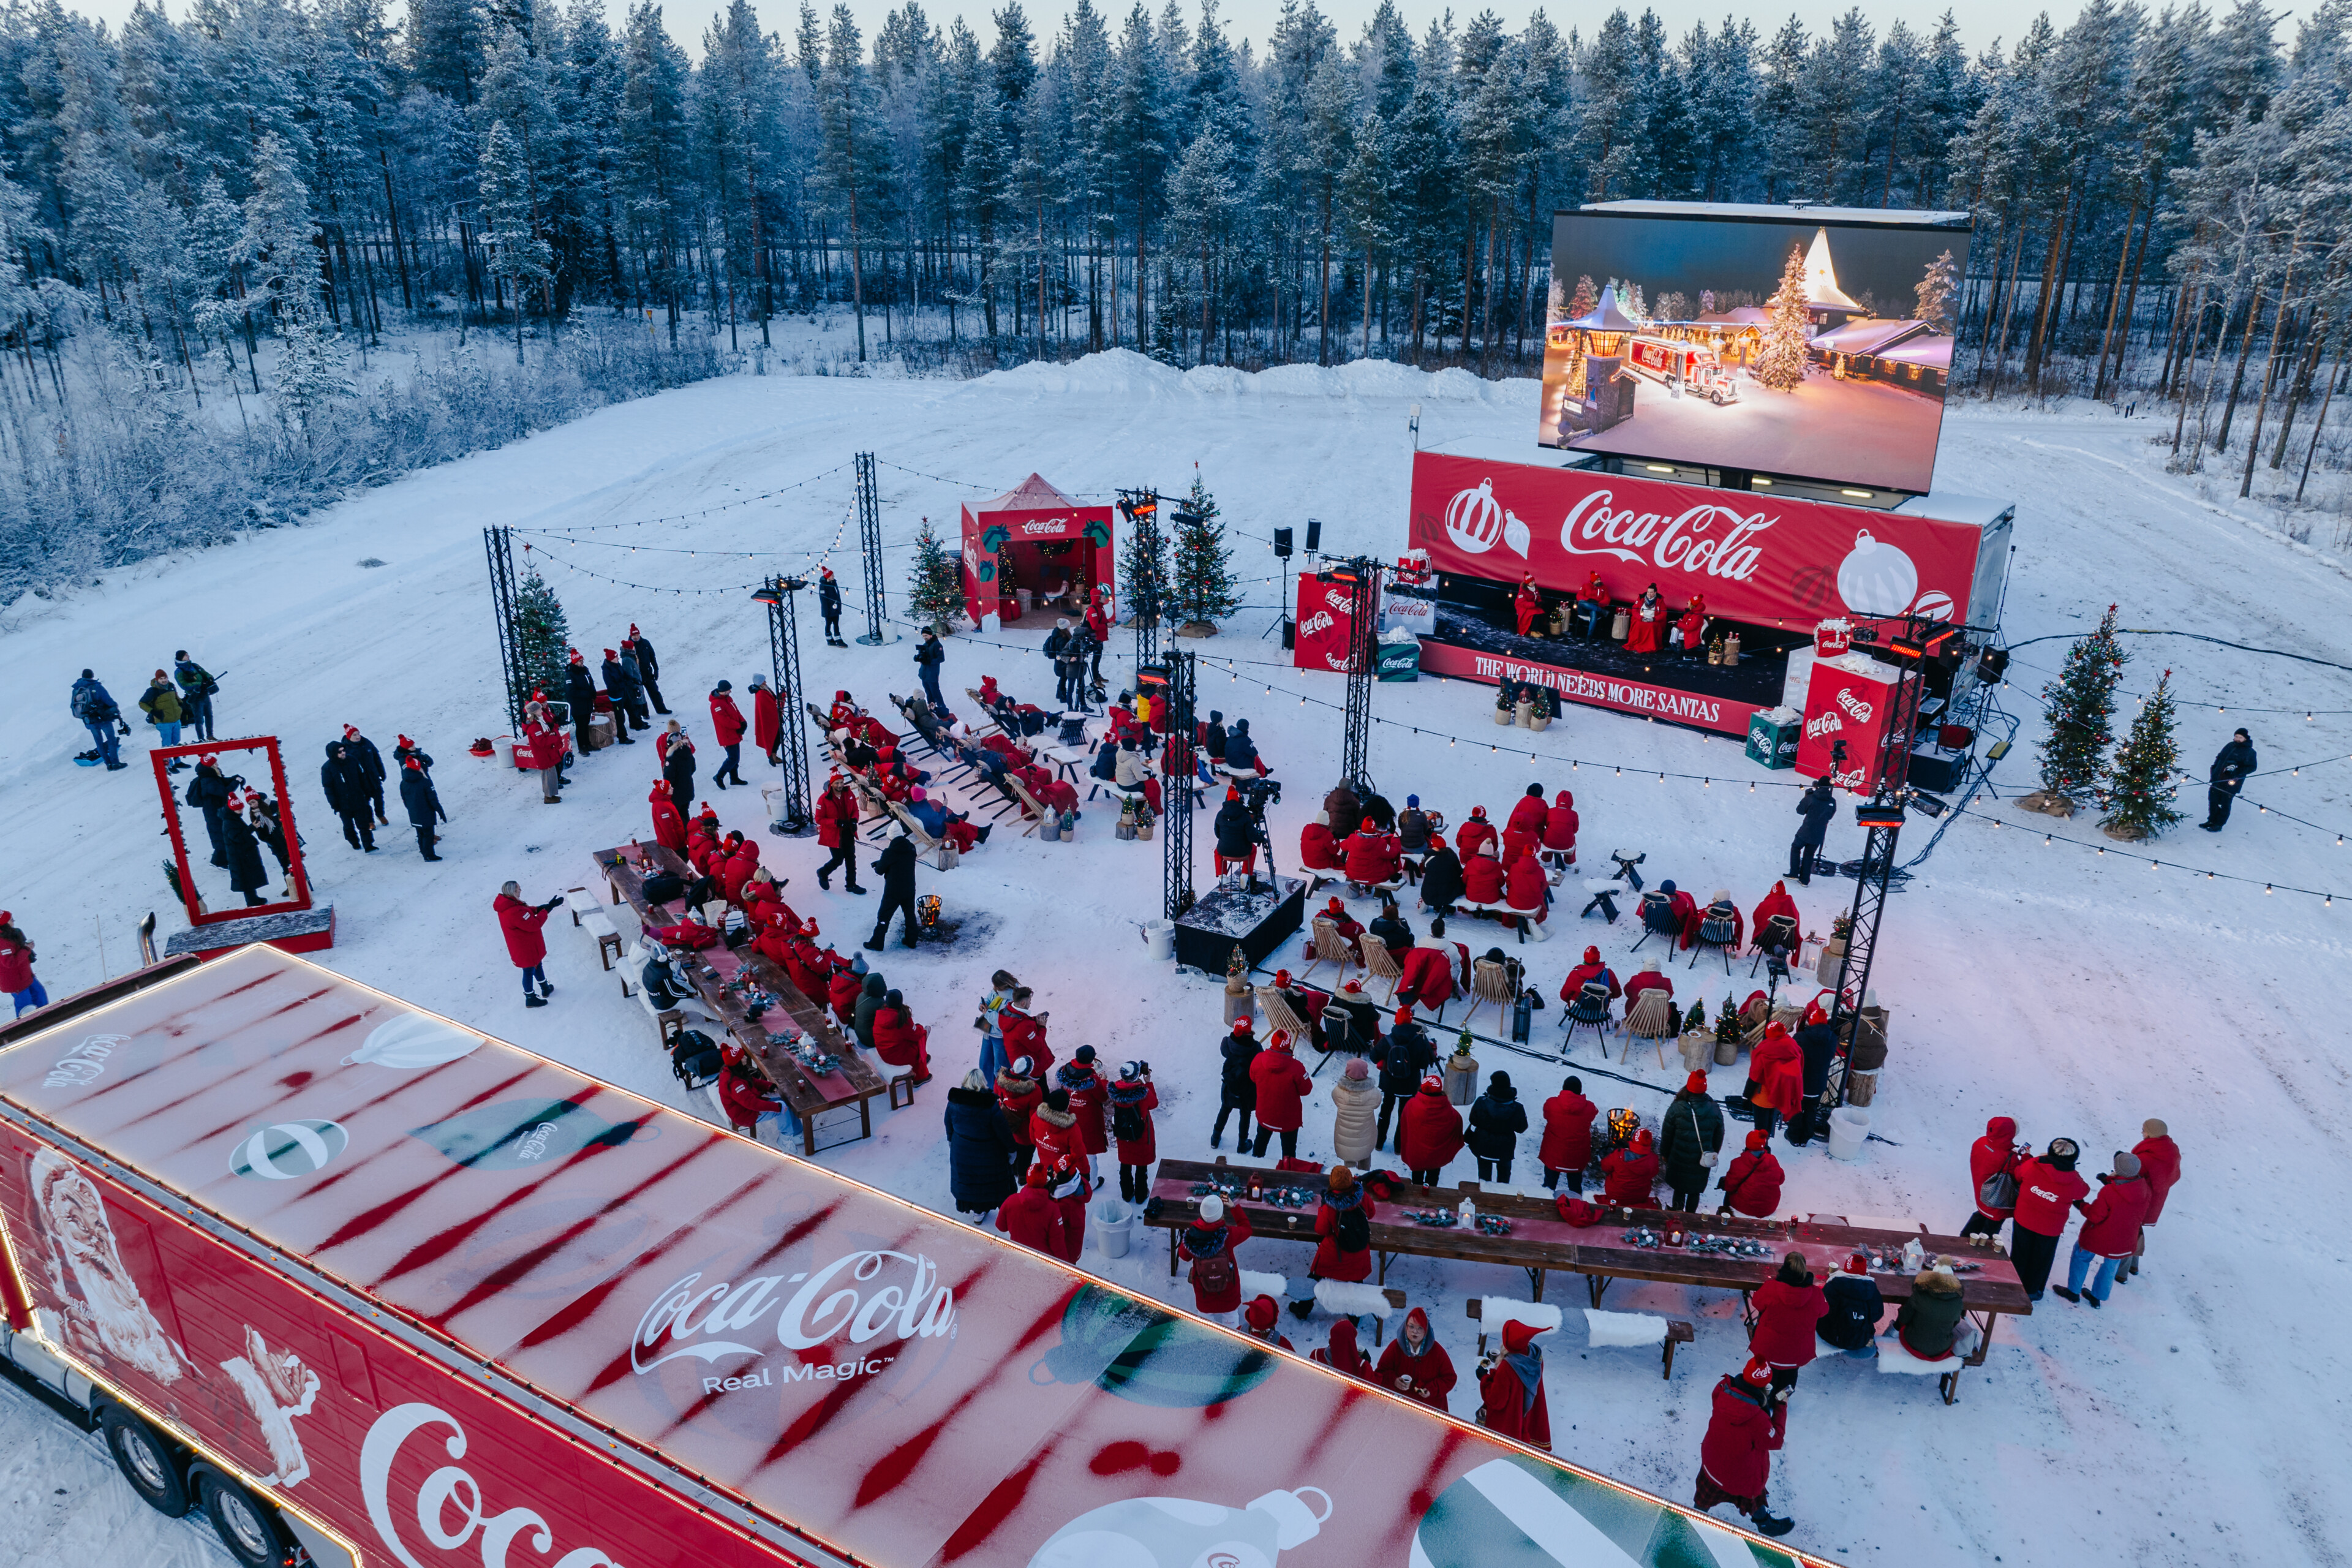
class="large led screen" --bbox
[1540,207,1970,495]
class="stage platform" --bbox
[1174,875,1306,975]
[165,906,336,960]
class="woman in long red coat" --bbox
[1308,1165,1375,1287]
[752,675,782,764]
[1513,574,1544,636]
[1747,1252,1828,1393]
[1398,1079,1464,1183]
[870,991,932,1084]
[494,882,556,1006]
[648,780,687,853]
[1625,585,1665,653]
[1696,1359,1793,1536]
[1747,1023,1806,1140]
[1478,1319,1551,1449]
[1373,1306,1457,1409]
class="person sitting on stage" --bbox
[1676,594,1708,657]
[1575,571,1612,638]
[1626,584,1665,654]
[1513,573,1545,638]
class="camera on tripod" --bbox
[1234,777,1281,810]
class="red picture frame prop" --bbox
[148,736,314,927]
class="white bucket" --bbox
[1827,1106,1871,1161]
[1096,1200,1134,1257]
[1142,919,1175,961]
[491,736,516,768]
[762,785,789,827]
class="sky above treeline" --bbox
[66,0,2099,62]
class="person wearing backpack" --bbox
[1108,1062,1158,1202]
[70,669,127,769]
[1248,1031,1312,1162]
[1371,1008,1437,1153]
[1659,1072,1725,1211]
[173,650,221,741]
[1716,1130,1783,1218]
[1963,1115,2027,1239]
[1179,1194,1254,1325]
[1300,1165,1374,1316]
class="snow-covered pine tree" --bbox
[479,120,552,366]
[1751,241,1812,391]
[906,515,964,632]
[1914,248,1959,334]
[243,134,349,437]
[2036,603,2129,805]
[2099,667,2183,838]
[513,567,572,718]
[1169,466,1238,631]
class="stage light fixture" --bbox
[1855,801,1906,829]
[750,584,782,606]
[1908,790,1947,818]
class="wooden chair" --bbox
[1357,932,1403,1003]
[1300,918,1359,987]
[1255,986,1314,1048]
[1461,957,1515,1032]
[1004,775,1053,837]
[1623,989,1675,1066]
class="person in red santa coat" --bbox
[1085,587,1112,677]
[814,777,865,894]
[718,1053,795,1142]
[1000,989,1055,1080]
[995,1056,1045,1182]
[1478,1319,1551,1450]
[1242,1294,1294,1351]
[1029,1088,1080,1176]
[1513,574,1544,638]
[1310,1317,1374,1378]
[1343,819,1401,889]
[1559,946,1621,1007]
[1178,1194,1254,1324]
[1717,1130,1784,1217]
[1625,584,1665,653]
[1305,1164,1375,1300]
[1962,1115,2027,1239]
[750,674,782,764]
[1455,806,1498,862]
[1316,895,1366,957]
[1248,1031,1313,1161]
[1049,1158,1091,1264]
[1623,959,1673,1013]
[1055,1047,1111,1167]
[1504,852,1550,933]
[1748,1251,1828,1394]
[1664,881,1702,948]
[1749,881,1801,950]
[870,990,932,1085]
[1541,790,1578,867]
[1300,814,1343,877]
[494,881,560,1006]
[1393,943,1457,1013]
[648,780,687,853]
[995,1166,1066,1257]
[1675,594,1707,656]
[1695,1357,1795,1537]
[2123,1117,2180,1281]
[1501,821,1542,870]
[2010,1139,2088,1301]
[1575,571,1611,639]
[2056,1149,2152,1307]
[826,964,864,1027]
[1602,1128,1661,1207]
[1461,845,1507,907]
[1506,784,1548,841]
[1745,1023,1804,1142]
[1107,1062,1158,1202]
[707,681,748,788]
[1539,1075,1598,1193]
[1399,1077,1464,1184]
[722,842,760,905]
[1374,1306,1457,1409]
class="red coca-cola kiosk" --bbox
[960,473,1114,628]
[1793,652,1917,793]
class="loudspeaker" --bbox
[1273,526,1294,559]
[1304,518,1322,554]
[1906,748,1961,793]
[1975,647,2010,684]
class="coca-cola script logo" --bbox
[632,1251,957,1377]
[1835,688,1875,723]
[1021,517,1071,535]
[44,1035,129,1090]
[1557,489,1776,582]
[361,1403,622,1568]
[1298,610,1336,638]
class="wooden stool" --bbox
[1661,1319,1695,1379]
[583,909,625,970]
[565,887,593,925]
[888,1074,919,1110]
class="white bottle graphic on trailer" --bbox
[1623,335,1739,405]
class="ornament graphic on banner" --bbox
[230,1118,349,1180]
[1836,531,1919,616]
[1028,1484,1332,1568]
[1912,589,1956,622]
[1035,1284,1279,1408]
[1444,481,1531,559]
[1410,1457,1801,1568]
[345,1012,484,1070]
[407,1097,650,1170]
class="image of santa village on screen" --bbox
[1542,209,1968,496]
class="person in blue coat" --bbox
[944,1070,1019,1217]
[70,670,126,769]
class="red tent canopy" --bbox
[960,474,1115,628]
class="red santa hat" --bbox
[1738,1355,1773,1389]
[568,648,586,663]
[1268,1030,1294,1052]
[343,724,360,739]
[403,755,424,770]
[1583,945,1602,963]
[1394,1006,1413,1027]
[1421,1076,1444,1093]
[604,647,619,661]
[1024,1164,1052,1188]
[398,734,414,748]
[200,753,218,766]
[1275,968,1292,987]
[1634,1128,1654,1149]
[1325,896,1346,914]
[1470,805,1487,819]
[1844,1253,1871,1276]
[1684,1071,1708,1094]
[1360,816,1377,832]
[1231,1016,1253,1035]
[629,623,641,636]
[1500,1319,1547,1354]
[1746,1129,1769,1150]
[1341,979,1362,994]
[1243,1295,1280,1331]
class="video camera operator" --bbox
[1224,777,1283,890]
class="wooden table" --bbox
[1144,1157,2029,1401]
[597,843,890,1156]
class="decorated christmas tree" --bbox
[1913,249,1960,335]
[906,514,964,632]
[511,566,571,717]
[2036,603,2128,804]
[1169,466,1240,630]
[2100,667,2183,838]
[1715,993,1740,1045]
[1567,274,1598,320]
[1751,243,1813,392]
[1118,494,1169,631]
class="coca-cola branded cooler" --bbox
[1293,573,1359,672]
[1795,652,1918,794]
[0,948,1823,1568]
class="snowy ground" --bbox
[3,353,2349,1568]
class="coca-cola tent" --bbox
[0,947,1822,1568]
[1406,451,2010,736]
[960,473,1114,628]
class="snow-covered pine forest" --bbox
[4,0,2352,600]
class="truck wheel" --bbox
[98,1404,190,1517]
[200,1474,294,1568]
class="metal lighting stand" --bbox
[1119,488,1166,674]
[760,575,816,835]
[1330,556,1384,794]
[483,526,527,732]
[853,451,892,645]
[1161,650,1198,921]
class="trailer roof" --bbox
[0,949,1825,1568]
[1578,200,1971,228]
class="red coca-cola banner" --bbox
[1795,652,1917,793]
[1409,451,1983,628]
[1415,641,1755,736]
[1294,574,1357,672]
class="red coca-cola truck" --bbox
[1625,335,1740,404]
[0,948,1820,1568]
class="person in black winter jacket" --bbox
[944,1071,1020,1216]
[818,570,846,646]
[2200,728,2258,831]
[1817,1254,1885,1354]
[1466,1071,1528,1183]
[1200,710,1227,762]
[1372,1014,1436,1152]
[220,803,273,906]
[1221,718,1261,774]
[866,832,921,951]
[1212,1019,1259,1150]
[1658,1072,1725,1210]
[1790,1007,1840,1146]
[398,756,447,860]
[1790,777,1836,884]
[915,630,948,712]
[186,756,236,864]
[1212,789,1257,875]
[320,742,377,850]
[339,726,389,824]
[601,650,647,736]
[1369,902,1414,954]
[392,735,434,775]
[1418,845,1466,913]
[562,654,599,755]
[624,625,669,714]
